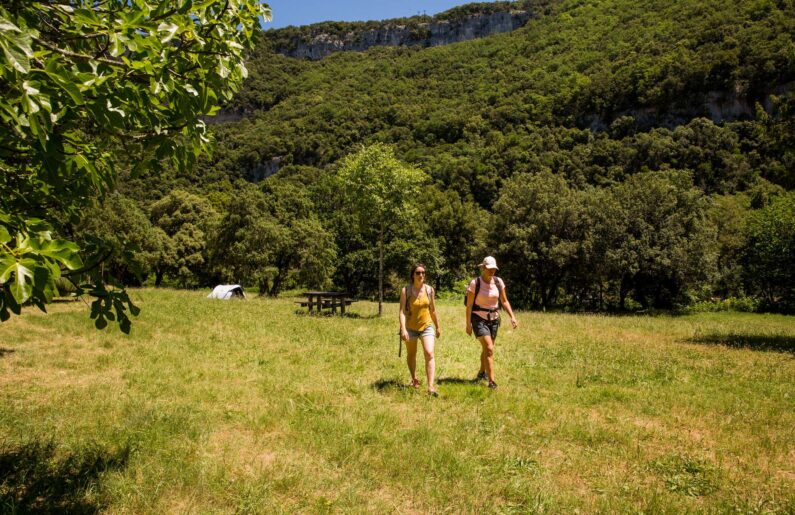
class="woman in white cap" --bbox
[465,256,518,389]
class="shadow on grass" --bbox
[371,379,408,392]
[373,377,481,389]
[686,333,795,354]
[437,376,480,385]
[0,441,131,514]
[292,310,379,320]
[0,348,14,358]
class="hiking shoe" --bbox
[487,381,498,390]
[476,371,487,381]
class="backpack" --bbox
[464,276,504,310]
[404,283,434,316]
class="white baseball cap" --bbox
[479,256,499,270]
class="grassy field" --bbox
[0,289,793,513]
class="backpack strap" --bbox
[472,276,503,313]
[472,277,489,312]
[426,284,435,312]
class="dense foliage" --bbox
[744,193,795,312]
[12,0,794,314]
[0,0,270,329]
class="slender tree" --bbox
[336,144,427,315]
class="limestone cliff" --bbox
[268,10,533,60]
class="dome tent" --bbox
[207,284,247,300]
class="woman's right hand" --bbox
[400,328,409,342]
[465,324,472,336]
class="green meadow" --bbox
[1,289,793,513]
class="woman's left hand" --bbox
[436,327,442,339]
[511,317,518,329]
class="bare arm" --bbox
[499,284,518,329]
[429,287,441,338]
[399,288,409,341]
[465,288,474,336]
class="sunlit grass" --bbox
[1,289,793,512]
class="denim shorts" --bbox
[471,314,500,340]
[407,325,435,340]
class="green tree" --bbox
[708,193,752,298]
[492,170,588,309]
[610,171,717,309]
[421,186,489,290]
[150,190,218,287]
[744,192,795,312]
[749,93,795,190]
[208,185,279,295]
[570,186,625,310]
[670,118,754,195]
[75,193,163,287]
[335,144,427,315]
[209,181,336,297]
[259,179,337,296]
[0,1,270,330]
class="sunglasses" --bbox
[414,271,426,275]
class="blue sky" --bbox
[264,1,503,29]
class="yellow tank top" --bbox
[405,285,433,332]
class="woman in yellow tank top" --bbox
[399,263,441,396]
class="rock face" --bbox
[274,10,533,60]
[581,81,795,131]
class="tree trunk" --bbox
[619,275,630,311]
[378,225,384,317]
[599,283,604,311]
[269,268,285,297]
[155,269,164,287]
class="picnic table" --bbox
[297,291,355,315]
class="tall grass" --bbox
[1,289,793,513]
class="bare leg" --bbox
[421,334,436,393]
[406,338,419,386]
[478,335,495,382]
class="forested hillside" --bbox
[113,0,795,312]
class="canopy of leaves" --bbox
[208,181,336,296]
[150,190,218,287]
[0,0,270,330]
[744,192,795,311]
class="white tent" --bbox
[207,284,247,300]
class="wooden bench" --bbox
[295,300,354,308]
[297,292,356,315]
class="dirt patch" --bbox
[632,416,666,432]
[364,485,426,513]
[203,426,296,480]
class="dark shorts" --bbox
[471,314,500,340]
